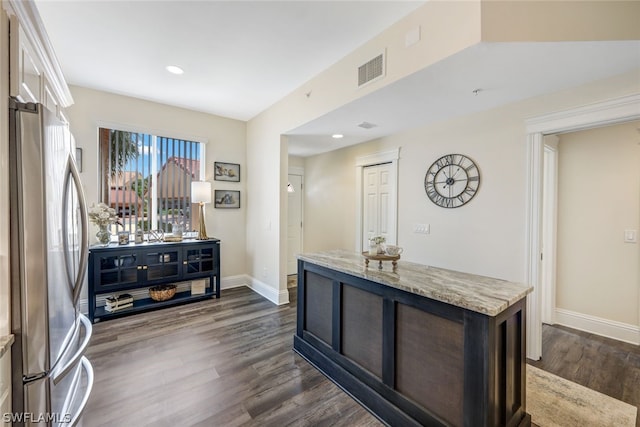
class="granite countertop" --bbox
[0,334,14,359]
[298,250,533,317]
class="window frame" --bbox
[97,124,207,236]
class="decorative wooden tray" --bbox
[362,252,400,270]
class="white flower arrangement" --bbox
[369,235,386,245]
[88,203,119,228]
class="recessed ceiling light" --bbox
[332,134,344,139]
[166,65,184,75]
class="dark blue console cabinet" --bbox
[88,239,220,323]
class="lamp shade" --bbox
[191,181,211,204]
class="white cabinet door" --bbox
[9,17,43,104]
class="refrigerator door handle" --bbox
[64,356,94,427]
[51,314,92,385]
[62,154,89,307]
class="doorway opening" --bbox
[287,168,304,276]
[525,94,640,360]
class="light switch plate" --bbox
[624,229,637,243]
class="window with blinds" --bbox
[99,128,203,234]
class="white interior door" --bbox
[362,163,393,249]
[287,174,303,275]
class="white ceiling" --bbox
[35,1,640,158]
[287,41,640,156]
[34,0,424,120]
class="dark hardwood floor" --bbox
[83,286,381,426]
[83,285,639,426]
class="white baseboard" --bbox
[246,276,290,305]
[554,308,640,345]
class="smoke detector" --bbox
[357,122,377,129]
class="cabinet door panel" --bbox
[94,253,139,291]
[143,249,181,284]
[183,247,215,277]
[10,20,43,103]
[201,260,214,272]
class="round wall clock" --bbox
[424,154,480,208]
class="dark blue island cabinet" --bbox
[294,250,533,427]
[88,239,220,323]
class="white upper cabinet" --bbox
[10,17,42,104]
[5,0,73,117]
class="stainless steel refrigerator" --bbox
[9,98,93,426]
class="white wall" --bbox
[302,71,640,285]
[556,121,640,326]
[66,86,248,280]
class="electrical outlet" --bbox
[413,223,430,234]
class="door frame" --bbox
[524,93,640,360]
[540,137,558,325]
[355,148,400,252]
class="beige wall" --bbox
[481,1,640,42]
[66,86,248,280]
[288,155,305,169]
[556,121,640,326]
[247,1,484,296]
[302,71,640,286]
[247,0,640,298]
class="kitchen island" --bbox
[293,250,533,427]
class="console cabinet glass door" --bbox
[94,251,139,291]
[143,248,181,284]
[183,246,216,278]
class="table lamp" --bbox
[191,181,211,240]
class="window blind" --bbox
[99,128,202,235]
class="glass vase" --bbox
[96,225,111,246]
[368,243,378,256]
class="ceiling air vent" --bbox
[358,52,385,87]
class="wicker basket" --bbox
[149,284,177,302]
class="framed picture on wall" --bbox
[214,162,240,182]
[214,190,240,209]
